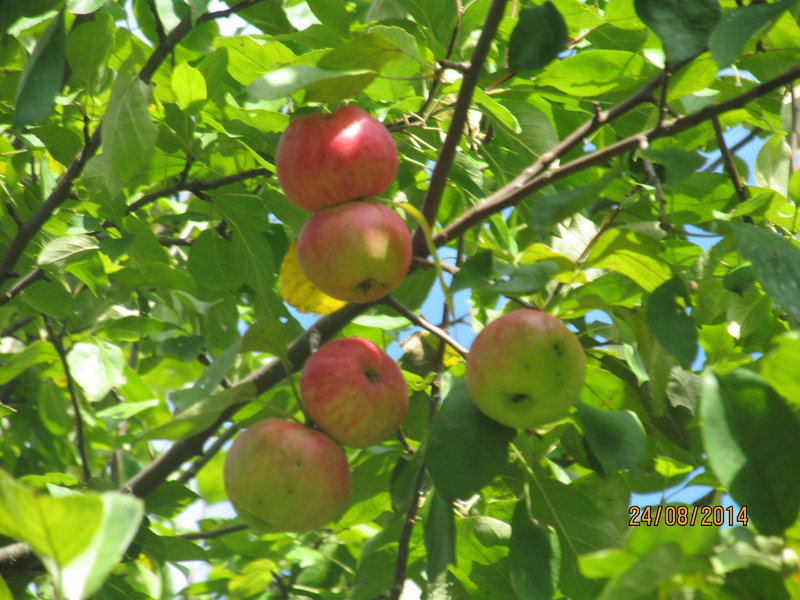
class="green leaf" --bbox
[709,0,800,68]
[60,492,144,600]
[508,3,568,72]
[66,0,109,13]
[318,32,403,72]
[247,65,374,101]
[145,480,199,519]
[66,342,126,402]
[100,74,157,193]
[38,234,99,268]
[509,498,560,600]
[230,230,275,299]
[754,133,791,197]
[306,0,351,36]
[21,279,76,319]
[426,381,515,500]
[701,369,800,535]
[32,124,83,165]
[66,13,113,90]
[187,230,245,292]
[585,229,672,292]
[529,477,619,599]
[171,61,207,111]
[0,340,59,385]
[732,223,800,323]
[597,543,682,600]
[424,492,456,581]
[634,0,721,63]
[537,50,657,96]
[761,332,800,409]
[646,276,698,368]
[576,404,647,474]
[14,10,66,128]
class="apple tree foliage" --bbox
[1,0,800,598]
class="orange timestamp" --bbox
[629,504,749,527]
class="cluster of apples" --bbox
[223,108,589,533]
[277,106,412,303]
[224,337,409,533]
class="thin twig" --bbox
[642,155,667,224]
[126,168,271,214]
[790,85,798,172]
[711,116,748,205]
[0,317,33,338]
[178,424,238,484]
[703,127,762,172]
[44,317,91,482]
[0,267,46,307]
[383,296,469,358]
[179,524,247,541]
[412,0,509,255]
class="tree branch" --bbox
[412,0,509,254]
[126,168,271,214]
[711,116,748,205]
[0,267,47,308]
[436,64,800,246]
[43,317,91,481]
[383,296,469,358]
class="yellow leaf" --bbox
[279,241,346,314]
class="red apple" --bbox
[276,106,399,212]
[296,200,412,303]
[466,310,586,429]
[223,419,350,532]
[300,337,409,447]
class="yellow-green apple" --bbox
[276,106,399,212]
[223,419,350,532]
[300,337,408,447]
[296,200,412,303]
[466,310,586,429]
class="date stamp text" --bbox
[629,505,748,527]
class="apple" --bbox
[223,418,350,532]
[296,200,412,303]
[276,106,399,212]
[300,337,409,447]
[466,310,586,430]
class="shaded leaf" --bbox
[576,404,647,474]
[424,492,456,580]
[732,223,800,323]
[646,276,698,368]
[709,0,800,68]
[634,0,721,63]
[508,3,567,72]
[701,369,800,535]
[509,498,560,600]
[14,11,65,128]
[426,381,515,500]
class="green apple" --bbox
[223,419,350,532]
[300,337,408,447]
[466,310,586,429]
[296,200,412,303]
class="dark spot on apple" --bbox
[511,393,529,404]
[552,342,563,357]
[356,278,376,295]
[295,458,303,467]
[364,369,380,383]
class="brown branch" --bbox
[177,424,238,484]
[126,168,271,214]
[388,456,427,600]
[703,127,762,172]
[711,116,748,205]
[0,267,46,308]
[436,64,800,246]
[382,296,469,358]
[179,523,247,541]
[412,0,509,255]
[790,85,798,172]
[43,317,91,482]
[0,316,33,338]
